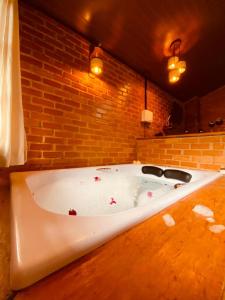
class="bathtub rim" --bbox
[12,163,222,218]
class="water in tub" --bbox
[135,177,174,207]
[32,171,174,216]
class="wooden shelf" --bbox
[137,131,225,140]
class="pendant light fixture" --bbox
[90,45,103,76]
[168,39,186,83]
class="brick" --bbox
[22,95,31,104]
[30,143,53,150]
[167,149,182,155]
[27,135,43,143]
[44,64,62,75]
[26,158,52,165]
[165,160,180,166]
[44,108,63,116]
[65,152,81,158]
[56,145,73,151]
[36,25,56,37]
[63,85,79,95]
[214,143,225,150]
[183,150,202,156]
[44,93,63,102]
[43,122,62,130]
[21,55,43,67]
[214,157,225,164]
[43,152,63,158]
[31,128,53,136]
[202,150,224,156]
[23,103,42,113]
[22,87,42,97]
[55,131,73,138]
[63,125,79,132]
[24,119,41,127]
[30,112,53,121]
[45,137,64,144]
[43,78,62,89]
[173,144,190,149]
[68,139,83,145]
[55,103,73,111]
[191,144,210,149]
[199,164,220,170]
[22,24,43,39]
[21,71,41,81]
[180,162,198,168]
[32,98,54,108]
[27,151,42,158]
[21,78,30,86]
[64,99,80,108]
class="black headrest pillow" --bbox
[163,169,192,183]
[142,166,164,177]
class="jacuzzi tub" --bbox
[10,164,222,290]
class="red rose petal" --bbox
[110,197,117,205]
[69,209,77,216]
[94,176,101,182]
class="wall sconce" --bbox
[90,45,103,75]
[168,39,186,84]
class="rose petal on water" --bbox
[147,191,153,198]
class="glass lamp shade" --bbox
[90,57,103,75]
[169,69,180,83]
[178,60,186,74]
[167,56,179,70]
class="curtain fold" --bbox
[0,0,26,167]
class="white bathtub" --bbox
[10,164,222,290]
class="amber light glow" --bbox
[90,46,103,76]
[167,56,179,70]
[90,57,103,75]
[178,60,186,74]
[169,69,180,83]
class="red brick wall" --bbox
[137,134,225,171]
[184,85,225,132]
[17,2,177,169]
[200,85,225,132]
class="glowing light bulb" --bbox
[90,57,103,75]
[178,60,186,74]
[92,66,102,75]
[167,56,179,70]
[169,69,180,83]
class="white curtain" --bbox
[0,0,26,167]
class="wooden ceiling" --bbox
[25,0,225,101]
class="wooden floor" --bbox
[13,176,225,300]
